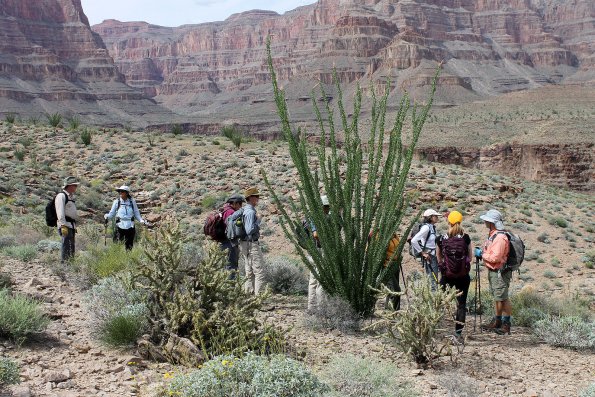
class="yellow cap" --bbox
[448,210,463,225]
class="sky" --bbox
[81,0,316,27]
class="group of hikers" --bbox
[48,176,519,338]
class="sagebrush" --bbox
[0,289,49,343]
[264,257,308,295]
[533,316,595,350]
[0,357,20,388]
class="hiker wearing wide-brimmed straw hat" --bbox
[239,187,266,295]
[478,209,513,335]
[410,208,441,290]
[104,185,148,250]
[55,176,80,263]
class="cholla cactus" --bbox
[264,37,440,315]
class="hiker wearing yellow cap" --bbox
[436,210,473,340]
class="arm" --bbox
[132,199,144,223]
[436,239,443,263]
[243,210,257,237]
[411,225,429,254]
[105,200,118,220]
[55,193,67,227]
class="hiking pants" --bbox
[239,240,266,295]
[385,262,401,311]
[423,255,440,290]
[115,227,135,251]
[220,240,239,279]
[441,274,471,332]
[59,226,75,263]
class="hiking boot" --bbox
[495,322,511,335]
[481,317,502,332]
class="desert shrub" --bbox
[437,371,481,397]
[0,357,20,388]
[171,124,183,135]
[377,278,457,366]
[74,244,141,283]
[0,273,12,290]
[222,125,242,150]
[580,382,595,397]
[4,113,16,124]
[0,289,49,343]
[264,257,308,295]
[13,147,25,161]
[131,225,284,364]
[319,354,416,397]
[543,270,556,279]
[533,316,595,350]
[36,240,61,253]
[168,353,328,397]
[80,128,92,146]
[263,39,439,315]
[2,244,37,262]
[537,233,550,243]
[201,195,218,210]
[548,216,568,228]
[67,115,80,131]
[79,189,103,211]
[304,295,361,333]
[83,277,148,347]
[0,236,16,249]
[46,112,62,128]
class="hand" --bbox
[60,226,69,237]
[474,247,483,258]
[421,252,430,260]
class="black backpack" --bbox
[45,192,69,227]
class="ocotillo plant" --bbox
[263,37,440,316]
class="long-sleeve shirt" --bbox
[221,203,236,224]
[385,235,401,267]
[411,224,437,255]
[105,198,143,230]
[242,204,260,241]
[482,230,510,270]
[55,190,78,229]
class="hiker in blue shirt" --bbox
[239,187,266,295]
[104,185,148,250]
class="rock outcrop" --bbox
[94,0,594,125]
[0,0,174,126]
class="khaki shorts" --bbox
[488,269,512,302]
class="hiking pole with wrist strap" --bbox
[474,247,483,332]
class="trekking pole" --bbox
[104,218,108,247]
[399,263,409,305]
[477,256,482,331]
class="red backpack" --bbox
[439,235,470,278]
[203,209,227,242]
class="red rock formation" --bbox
[0,0,173,125]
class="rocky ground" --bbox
[0,123,593,396]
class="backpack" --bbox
[225,208,246,241]
[490,231,525,272]
[203,208,227,242]
[439,235,470,278]
[45,192,69,227]
[115,198,139,223]
[295,219,312,249]
[407,223,434,258]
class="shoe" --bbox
[495,322,511,335]
[481,317,502,332]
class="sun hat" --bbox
[448,210,463,225]
[62,176,80,189]
[227,193,245,203]
[321,195,330,206]
[423,208,441,217]
[116,185,131,193]
[244,187,260,199]
[480,209,505,230]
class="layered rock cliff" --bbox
[0,0,173,125]
[94,0,594,124]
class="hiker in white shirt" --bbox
[104,185,147,250]
[55,176,79,263]
[411,208,441,290]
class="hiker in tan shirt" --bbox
[55,176,79,263]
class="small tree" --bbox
[80,128,92,146]
[46,112,62,129]
[222,125,242,150]
[263,37,440,315]
[171,123,183,136]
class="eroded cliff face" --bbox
[416,143,595,191]
[0,0,173,125]
[94,0,594,122]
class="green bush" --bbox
[264,257,308,295]
[13,147,25,161]
[4,113,16,124]
[0,289,49,343]
[80,129,92,146]
[67,116,81,131]
[0,356,20,387]
[533,316,595,350]
[168,353,328,397]
[74,244,141,282]
[171,124,183,135]
[222,125,242,150]
[2,244,37,262]
[304,295,361,333]
[319,355,416,397]
[548,217,568,228]
[46,112,62,128]
[580,382,595,397]
[83,277,148,347]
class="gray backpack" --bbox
[225,208,246,241]
[490,232,525,272]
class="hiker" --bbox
[55,176,79,263]
[384,232,402,311]
[307,195,330,312]
[411,208,441,290]
[104,185,147,250]
[479,209,512,335]
[436,210,472,339]
[239,187,266,295]
[221,193,245,278]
